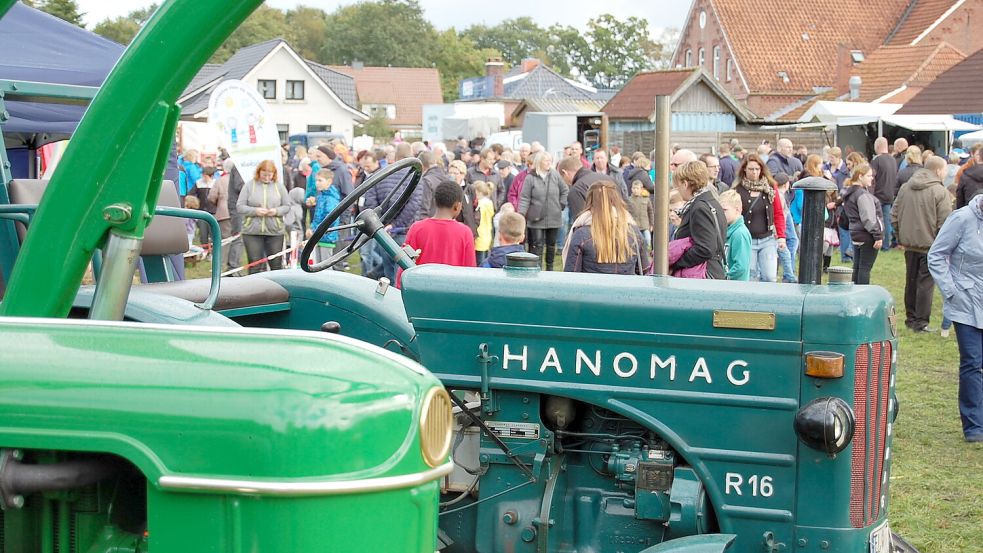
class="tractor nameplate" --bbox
[485,421,540,440]
[713,311,776,330]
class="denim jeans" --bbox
[953,322,983,439]
[749,235,778,282]
[361,239,384,279]
[779,220,798,282]
[852,240,879,284]
[880,202,894,250]
[838,227,854,261]
[379,233,406,282]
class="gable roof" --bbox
[179,39,361,119]
[854,41,965,102]
[601,68,754,122]
[897,46,983,113]
[328,65,442,127]
[504,64,597,101]
[511,98,605,121]
[885,0,963,46]
[683,0,911,95]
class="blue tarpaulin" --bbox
[0,2,123,150]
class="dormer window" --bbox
[851,50,865,63]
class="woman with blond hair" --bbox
[563,181,647,274]
[236,159,291,273]
[670,161,727,279]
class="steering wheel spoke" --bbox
[301,158,422,273]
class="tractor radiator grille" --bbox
[850,341,892,528]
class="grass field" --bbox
[188,245,980,552]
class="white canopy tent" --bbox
[959,129,983,146]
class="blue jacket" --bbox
[312,185,341,245]
[929,196,983,329]
[178,159,202,196]
[766,152,803,180]
[480,244,525,268]
[305,160,322,200]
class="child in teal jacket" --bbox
[719,190,751,281]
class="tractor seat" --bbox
[140,276,289,312]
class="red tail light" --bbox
[850,341,893,528]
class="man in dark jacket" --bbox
[870,137,899,250]
[559,156,606,220]
[956,146,983,209]
[363,142,422,282]
[891,156,952,332]
[718,143,739,187]
[766,139,803,181]
[416,151,447,222]
[591,149,627,199]
[466,148,503,207]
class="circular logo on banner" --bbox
[208,80,284,185]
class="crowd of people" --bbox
[175,134,983,442]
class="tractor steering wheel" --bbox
[300,157,422,273]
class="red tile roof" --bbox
[885,0,956,45]
[897,47,983,113]
[710,0,911,94]
[854,42,965,101]
[328,66,442,127]
[601,69,696,119]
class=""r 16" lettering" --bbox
[725,473,774,497]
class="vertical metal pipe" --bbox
[652,95,671,276]
[89,232,142,320]
[794,177,838,285]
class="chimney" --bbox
[521,58,541,74]
[833,44,854,96]
[849,76,862,101]
[486,57,505,98]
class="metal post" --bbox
[89,231,142,321]
[652,95,671,276]
[793,177,838,285]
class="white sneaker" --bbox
[941,328,950,338]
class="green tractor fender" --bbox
[638,534,737,553]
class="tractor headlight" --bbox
[793,397,856,456]
[419,387,452,468]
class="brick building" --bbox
[672,0,983,120]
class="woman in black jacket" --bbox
[670,161,727,279]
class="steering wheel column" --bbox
[356,209,419,272]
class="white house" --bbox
[179,39,368,145]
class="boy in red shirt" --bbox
[396,180,476,287]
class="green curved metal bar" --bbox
[0,0,263,317]
[154,206,222,310]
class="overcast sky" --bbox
[74,0,690,35]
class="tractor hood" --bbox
[0,318,442,483]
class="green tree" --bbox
[35,0,84,27]
[321,0,436,67]
[357,112,393,141]
[285,6,329,63]
[555,15,660,89]
[545,24,589,78]
[211,5,288,63]
[433,29,499,102]
[651,27,681,70]
[462,17,550,68]
[92,4,157,45]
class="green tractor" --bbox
[0,1,915,552]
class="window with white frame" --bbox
[364,103,397,120]
[726,58,734,81]
[713,46,721,79]
[685,50,692,67]
[286,80,305,100]
[698,48,705,67]
[257,79,276,100]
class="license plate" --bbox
[870,521,891,553]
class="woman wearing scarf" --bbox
[669,161,727,279]
[562,181,647,274]
[733,154,787,282]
